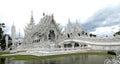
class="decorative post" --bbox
[61,44,64,50]
[72,43,75,49]
[79,43,81,48]
[5,35,8,49]
[11,22,16,49]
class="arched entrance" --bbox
[74,43,79,47]
[48,30,55,41]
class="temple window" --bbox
[78,33,80,36]
[67,34,70,38]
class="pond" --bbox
[0,55,112,64]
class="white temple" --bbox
[11,22,16,47]
[11,23,23,49]
[10,12,120,55]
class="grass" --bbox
[0,51,114,60]
[0,52,9,55]
[10,55,38,60]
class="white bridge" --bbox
[57,37,120,54]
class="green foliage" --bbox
[11,55,38,60]
[114,31,120,36]
[0,52,9,55]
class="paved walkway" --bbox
[1,49,103,56]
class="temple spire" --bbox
[12,21,15,27]
[30,11,34,23]
[66,18,73,33]
[13,21,14,25]
[11,21,16,47]
[68,18,71,24]
[68,18,72,27]
[76,19,79,27]
[19,28,21,38]
[31,11,33,18]
[75,19,83,33]
[43,12,45,16]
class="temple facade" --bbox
[10,12,97,51]
[9,12,120,55]
[20,12,90,49]
[24,14,61,43]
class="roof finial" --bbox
[12,21,15,27]
[76,19,80,26]
[43,12,45,16]
[30,10,34,23]
[19,28,21,38]
[68,18,71,24]
[13,21,14,25]
[31,10,33,19]
[76,19,78,24]
[31,10,33,16]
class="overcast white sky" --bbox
[0,0,120,37]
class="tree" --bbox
[0,23,12,50]
[113,31,120,36]
[1,34,12,50]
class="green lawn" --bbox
[0,51,114,60]
[0,52,9,55]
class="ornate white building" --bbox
[21,12,88,49]
[10,12,120,55]
[24,14,61,44]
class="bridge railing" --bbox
[57,36,120,44]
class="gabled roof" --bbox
[36,14,61,33]
[74,20,83,33]
[65,19,74,33]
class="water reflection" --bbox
[0,58,5,64]
[0,55,110,64]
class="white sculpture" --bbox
[5,35,8,49]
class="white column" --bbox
[12,38,15,47]
[61,44,64,50]
[72,43,74,48]
[79,43,81,48]
[5,35,8,49]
